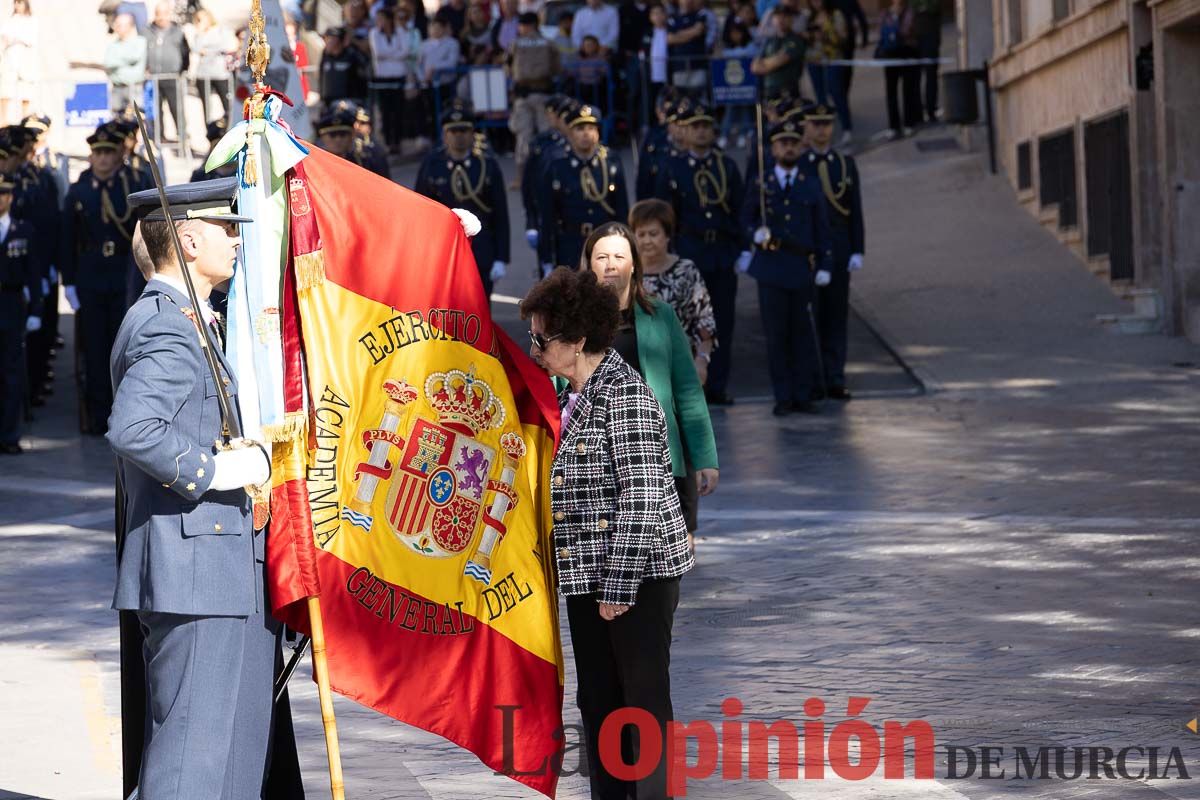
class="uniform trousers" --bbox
[78,286,125,432]
[815,266,850,390]
[0,291,26,445]
[567,577,680,800]
[757,282,817,405]
[137,608,279,800]
[697,267,738,397]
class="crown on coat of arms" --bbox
[424,366,505,436]
[383,379,419,405]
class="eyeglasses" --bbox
[528,330,561,351]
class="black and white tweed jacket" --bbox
[551,349,694,606]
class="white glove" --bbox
[490,260,507,282]
[26,316,41,333]
[525,228,539,249]
[48,266,57,282]
[452,208,481,238]
[64,285,80,311]
[41,278,50,296]
[815,270,831,287]
[753,227,770,246]
[540,263,554,279]
[210,443,271,492]
[735,251,752,273]
[848,253,864,272]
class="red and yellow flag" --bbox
[268,147,564,797]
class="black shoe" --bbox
[706,390,735,406]
[793,401,821,414]
[0,443,23,455]
[772,402,792,417]
[827,386,852,401]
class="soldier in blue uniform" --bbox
[740,119,832,416]
[520,94,572,260]
[331,99,392,180]
[316,105,390,179]
[743,93,806,182]
[61,123,151,434]
[802,102,864,401]
[634,87,679,201]
[538,104,630,273]
[108,114,156,186]
[654,101,748,405]
[0,173,41,454]
[113,176,280,800]
[415,106,510,298]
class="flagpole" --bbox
[244,1,344,797]
[307,596,345,800]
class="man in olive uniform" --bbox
[414,107,510,298]
[507,12,559,189]
[801,102,863,400]
[538,104,630,274]
[60,123,151,434]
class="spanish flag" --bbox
[268,146,564,797]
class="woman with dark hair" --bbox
[520,266,693,800]
[581,221,718,537]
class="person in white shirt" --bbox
[370,7,421,151]
[570,0,619,55]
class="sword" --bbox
[129,101,242,444]
[275,635,312,704]
[753,101,770,244]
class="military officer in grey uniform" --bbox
[739,119,833,416]
[110,177,279,800]
[802,102,864,400]
[537,104,630,274]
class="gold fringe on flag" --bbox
[294,249,326,290]
[262,410,308,444]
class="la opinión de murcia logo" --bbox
[497,698,1193,796]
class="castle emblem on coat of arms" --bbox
[340,367,527,585]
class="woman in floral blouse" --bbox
[628,199,717,384]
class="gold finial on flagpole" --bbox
[247,0,271,89]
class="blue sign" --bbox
[711,58,757,105]
[63,83,111,128]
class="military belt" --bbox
[681,226,731,245]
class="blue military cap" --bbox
[801,102,835,123]
[316,106,356,135]
[20,114,51,133]
[128,176,254,223]
[768,119,804,142]
[205,117,228,142]
[0,173,15,193]
[87,122,125,150]
[567,103,601,128]
[440,105,475,130]
[680,101,714,125]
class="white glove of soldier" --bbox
[210,443,271,492]
[64,285,81,311]
[490,261,507,282]
[41,278,49,295]
[48,266,57,282]
[735,251,752,273]
[25,316,41,333]
[848,253,864,272]
[815,270,832,287]
[452,208,481,238]
[525,229,539,249]
[753,227,770,246]
[540,263,554,279]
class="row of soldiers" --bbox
[344,87,866,415]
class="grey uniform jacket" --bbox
[551,349,693,607]
[107,278,261,617]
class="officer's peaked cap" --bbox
[128,176,254,224]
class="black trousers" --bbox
[373,84,405,148]
[884,64,921,131]
[567,577,681,800]
[0,293,25,446]
[757,281,817,405]
[154,77,185,139]
[815,266,850,389]
[698,267,737,396]
[197,77,231,124]
[916,29,941,120]
[78,286,125,433]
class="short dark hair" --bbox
[628,198,675,239]
[139,219,177,271]
[520,268,621,354]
